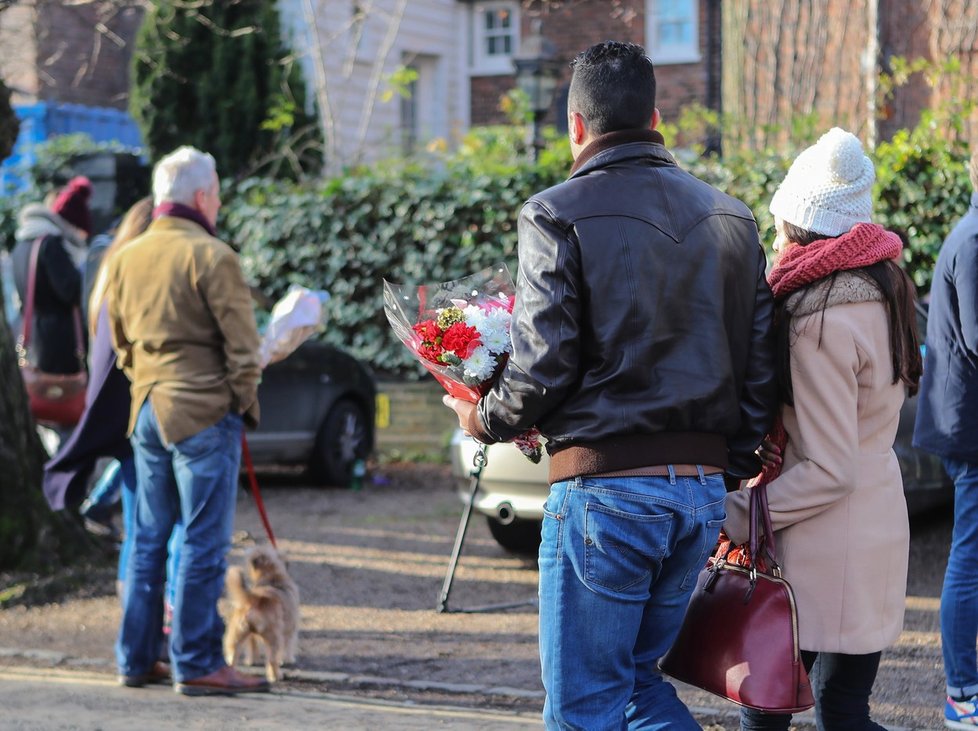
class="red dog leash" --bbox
[241,434,277,548]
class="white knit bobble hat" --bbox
[769,127,875,237]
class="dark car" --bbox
[247,340,375,486]
[451,302,952,553]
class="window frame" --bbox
[645,0,701,65]
[469,1,520,76]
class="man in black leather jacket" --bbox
[445,41,776,729]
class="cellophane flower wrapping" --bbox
[260,285,331,368]
[383,263,543,463]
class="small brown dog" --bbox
[223,545,300,682]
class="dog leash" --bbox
[241,434,277,548]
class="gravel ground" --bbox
[0,463,953,729]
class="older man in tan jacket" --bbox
[106,146,268,696]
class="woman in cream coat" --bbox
[724,128,922,731]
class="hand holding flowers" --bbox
[384,264,543,462]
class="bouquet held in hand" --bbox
[384,263,542,462]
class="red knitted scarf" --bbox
[749,222,903,488]
[767,222,902,300]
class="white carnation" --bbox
[462,345,495,382]
[462,304,488,331]
[481,308,511,355]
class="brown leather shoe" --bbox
[175,665,271,696]
[119,661,171,688]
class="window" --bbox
[646,0,700,65]
[470,2,519,75]
[400,64,419,155]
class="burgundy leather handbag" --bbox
[16,237,88,428]
[658,483,815,714]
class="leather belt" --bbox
[590,464,724,478]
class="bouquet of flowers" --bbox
[260,285,331,368]
[384,263,542,463]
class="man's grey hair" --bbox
[152,146,217,206]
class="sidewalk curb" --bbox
[0,646,545,701]
[0,647,918,730]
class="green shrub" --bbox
[872,112,970,291]
[227,139,569,379]
[224,110,971,379]
[4,107,968,380]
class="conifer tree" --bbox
[130,0,317,179]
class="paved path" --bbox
[0,666,543,731]
[0,659,924,730]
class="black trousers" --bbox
[740,650,887,731]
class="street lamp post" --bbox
[512,21,561,162]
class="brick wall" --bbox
[470,0,710,130]
[374,379,460,460]
[35,0,143,110]
[470,75,516,126]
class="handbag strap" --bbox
[18,236,86,365]
[748,483,780,571]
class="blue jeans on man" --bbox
[116,457,183,611]
[942,458,978,699]
[116,402,242,683]
[538,468,726,730]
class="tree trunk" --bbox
[0,73,97,572]
[0,276,98,571]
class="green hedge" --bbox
[226,119,969,379]
[3,120,969,380]
[226,129,569,379]
[872,117,971,290]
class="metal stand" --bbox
[437,444,537,614]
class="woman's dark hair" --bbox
[568,41,656,136]
[776,225,923,404]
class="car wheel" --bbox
[486,517,542,555]
[309,398,370,486]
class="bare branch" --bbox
[300,0,336,169]
[353,0,408,165]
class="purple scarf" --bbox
[153,202,216,236]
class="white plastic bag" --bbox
[259,285,330,368]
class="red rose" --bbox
[440,322,481,359]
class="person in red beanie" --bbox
[11,176,94,442]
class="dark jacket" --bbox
[43,305,132,510]
[12,205,87,374]
[470,136,777,483]
[913,192,978,462]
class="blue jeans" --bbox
[118,458,184,609]
[942,458,978,698]
[538,468,726,730]
[740,651,885,731]
[114,457,137,583]
[116,402,242,683]
[118,460,184,610]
